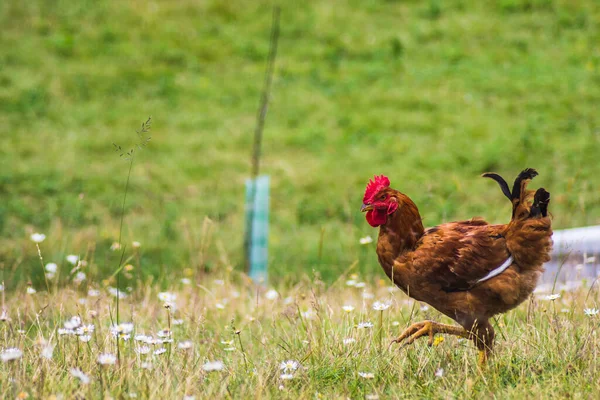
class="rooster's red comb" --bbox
[363,175,390,203]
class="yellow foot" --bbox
[391,320,470,348]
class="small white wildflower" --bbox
[41,345,54,360]
[391,321,400,326]
[346,280,357,287]
[66,255,79,265]
[88,289,100,297]
[136,346,151,355]
[358,372,375,379]
[362,292,374,299]
[172,319,184,325]
[26,287,36,294]
[355,282,366,288]
[359,236,373,245]
[420,305,430,311]
[265,289,279,300]
[545,293,561,301]
[0,284,4,291]
[70,368,91,385]
[366,394,380,400]
[584,308,599,316]
[141,362,152,370]
[0,309,8,322]
[98,353,117,365]
[153,348,167,356]
[79,335,92,342]
[75,324,94,335]
[357,322,374,329]
[301,310,314,319]
[183,396,195,400]
[231,290,241,298]
[46,273,55,280]
[30,233,46,243]
[45,263,57,273]
[223,347,235,351]
[215,303,226,310]
[343,338,356,345]
[178,340,193,350]
[107,287,127,299]
[1,348,23,362]
[221,340,234,345]
[157,329,171,338]
[280,360,300,372]
[135,334,152,343]
[58,328,75,335]
[64,316,81,330]
[435,368,444,378]
[158,292,176,303]
[73,272,86,284]
[132,241,141,248]
[342,305,355,313]
[110,242,121,251]
[181,278,191,285]
[372,301,391,311]
[280,373,294,380]
[202,360,224,372]
[585,256,596,264]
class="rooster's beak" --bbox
[361,203,373,212]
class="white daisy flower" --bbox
[372,301,391,311]
[158,292,176,303]
[280,373,294,380]
[584,308,599,316]
[181,278,191,285]
[280,360,300,372]
[98,353,117,365]
[357,322,374,329]
[66,255,79,265]
[342,305,355,313]
[79,335,92,342]
[544,293,561,301]
[132,241,141,249]
[107,287,127,299]
[355,282,366,288]
[41,345,54,360]
[359,236,373,245]
[1,348,23,362]
[265,289,279,300]
[202,360,224,372]
[45,263,58,273]
[358,372,375,379]
[30,233,46,243]
[346,280,357,287]
[343,338,356,345]
[70,368,91,385]
[435,368,444,378]
[26,287,36,294]
[178,340,193,350]
[136,346,151,355]
[64,316,82,330]
[153,348,167,356]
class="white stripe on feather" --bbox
[476,255,514,284]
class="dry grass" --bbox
[1,264,599,399]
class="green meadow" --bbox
[1,0,599,282]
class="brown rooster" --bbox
[361,169,552,364]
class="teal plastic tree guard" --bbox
[245,175,269,283]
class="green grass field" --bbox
[1,276,599,399]
[1,1,600,281]
[2,2,600,397]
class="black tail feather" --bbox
[511,168,538,202]
[530,188,550,218]
[482,172,512,200]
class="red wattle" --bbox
[366,209,387,227]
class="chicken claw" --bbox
[391,320,470,348]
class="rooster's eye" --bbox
[380,194,387,200]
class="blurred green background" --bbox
[1,0,599,286]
